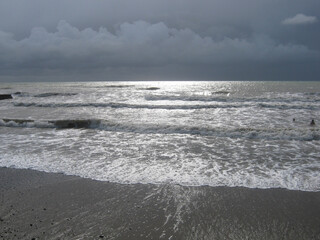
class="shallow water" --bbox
[0,81,319,191]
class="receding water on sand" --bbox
[0,168,319,240]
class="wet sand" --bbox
[0,167,319,240]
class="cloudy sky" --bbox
[0,0,319,81]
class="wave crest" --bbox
[1,118,319,141]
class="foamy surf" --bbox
[0,127,319,192]
[1,81,319,192]
[1,118,319,141]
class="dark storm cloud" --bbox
[0,0,319,81]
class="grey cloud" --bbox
[1,1,319,40]
[0,21,317,70]
[282,14,318,25]
[0,0,319,81]
[1,1,319,53]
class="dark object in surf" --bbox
[310,119,315,126]
[34,92,77,98]
[0,94,12,100]
[49,120,94,129]
[145,87,160,90]
[293,118,295,122]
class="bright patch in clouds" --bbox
[282,14,317,25]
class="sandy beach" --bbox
[0,167,319,240]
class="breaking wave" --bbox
[145,94,320,103]
[258,103,320,110]
[1,118,319,141]
[13,101,320,110]
[13,102,250,109]
[304,92,320,96]
[145,95,229,102]
[10,92,78,98]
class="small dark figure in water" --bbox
[310,119,315,125]
[293,118,295,122]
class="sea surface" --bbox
[0,81,319,192]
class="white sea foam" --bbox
[0,129,319,192]
[1,81,320,192]
[1,118,319,141]
[0,119,54,128]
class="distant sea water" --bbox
[0,81,319,192]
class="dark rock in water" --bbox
[0,94,12,100]
[34,92,77,98]
[49,120,95,129]
[138,87,160,90]
[12,92,29,97]
[34,93,60,97]
[105,85,133,88]
[145,87,160,90]
[213,91,230,94]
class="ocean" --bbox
[0,81,319,192]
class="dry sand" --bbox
[0,167,320,240]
